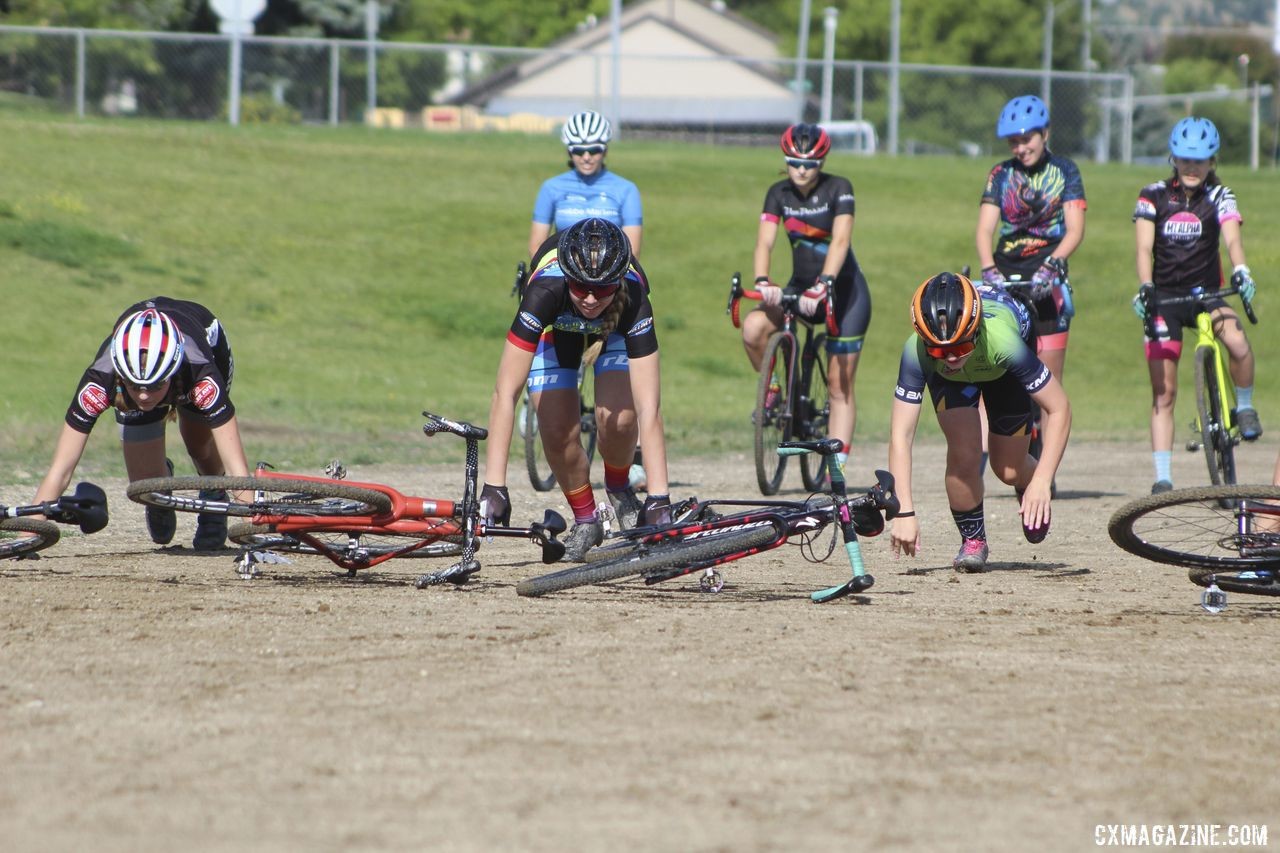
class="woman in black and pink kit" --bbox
[742,123,872,476]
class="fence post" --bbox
[75,29,85,118]
[228,34,242,126]
[329,41,339,126]
[794,0,812,121]
[1250,82,1261,171]
[888,0,900,155]
[820,7,837,124]
[1121,73,1134,165]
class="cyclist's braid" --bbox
[581,286,629,367]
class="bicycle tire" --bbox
[755,333,794,495]
[516,525,776,597]
[1194,346,1236,486]
[522,394,557,492]
[1188,567,1280,597]
[799,336,831,491]
[228,523,464,559]
[127,476,393,518]
[1108,485,1280,571]
[1,518,60,559]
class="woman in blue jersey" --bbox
[483,219,671,564]
[975,95,1086,388]
[743,122,872,476]
[1132,116,1261,494]
[528,110,643,259]
[887,272,1071,573]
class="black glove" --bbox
[480,483,510,526]
[642,494,672,527]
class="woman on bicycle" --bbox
[975,95,1086,391]
[1132,116,1261,494]
[528,109,647,488]
[33,298,250,550]
[887,272,1071,573]
[743,122,871,476]
[482,218,670,561]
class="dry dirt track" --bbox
[3,439,1279,853]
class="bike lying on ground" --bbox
[516,438,899,602]
[1,482,110,559]
[1108,484,1280,606]
[126,412,566,584]
[1138,283,1258,487]
[727,272,837,495]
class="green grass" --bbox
[3,113,1278,484]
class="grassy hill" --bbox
[3,110,1278,484]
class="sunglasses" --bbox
[785,157,822,170]
[925,340,975,360]
[567,279,621,300]
[569,145,607,156]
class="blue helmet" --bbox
[1169,117,1220,158]
[997,95,1049,137]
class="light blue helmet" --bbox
[1169,117,1220,158]
[997,95,1049,138]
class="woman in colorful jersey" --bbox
[528,110,643,259]
[482,218,670,562]
[1132,116,1261,495]
[975,95,1086,388]
[887,272,1071,573]
[743,122,872,476]
[33,298,250,550]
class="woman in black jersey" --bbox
[32,298,250,550]
[742,123,872,476]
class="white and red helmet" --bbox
[111,307,185,387]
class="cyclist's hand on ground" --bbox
[1132,282,1153,321]
[798,276,831,317]
[1030,257,1066,300]
[755,278,783,307]
[889,517,920,558]
[1018,481,1052,530]
[980,265,1006,289]
[641,494,671,527]
[480,483,511,526]
[1231,264,1256,302]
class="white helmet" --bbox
[111,307,185,387]
[561,110,612,147]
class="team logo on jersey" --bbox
[518,311,543,333]
[626,317,654,337]
[190,378,220,410]
[78,382,110,416]
[1163,211,1202,244]
[1134,197,1157,218]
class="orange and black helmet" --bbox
[780,123,831,160]
[910,272,982,347]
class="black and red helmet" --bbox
[910,272,982,348]
[780,123,832,160]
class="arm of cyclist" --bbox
[887,397,924,558]
[483,340,537,490]
[528,221,552,261]
[1133,219,1157,319]
[627,351,669,498]
[1021,375,1072,530]
[622,224,642,260]
[1221,218,1255,301]
[33,424,92,509]
[975,203,1004,287]
[798,213,853,316]
[752,217,783,306]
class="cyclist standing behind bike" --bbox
[743,122,871,476]
[32,297,250,550]
[482,218,671,562]
[975,95,1086,390]
[1132,116,1262,495]
[887,272,1071,573]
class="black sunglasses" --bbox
[568,145,607,156]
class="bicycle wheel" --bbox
[228,523,464,559]
[516,525,776,597]
[127,476,393,517]
[754,333,795,495]
[1,518,60,559]
[1108,485,1280,571]
[1194,346,1236,486]
[522,393,556,492]
[798,336,831,491]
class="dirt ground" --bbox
[3,438,1278,853]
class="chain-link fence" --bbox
[0,24,1272,167]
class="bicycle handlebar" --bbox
[511,261,528,299]
[1141,284,1259,339]
[422,411,488,441]
[726,271,838,335]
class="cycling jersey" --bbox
[981,150,1087,277]
[761,172,861,286]
[65,297,235,434]
[508,235,657,372]
[1133,176,1240,291]
[532,169,643,235]
[894,298,1050,435]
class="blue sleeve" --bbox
[621,180,643,227]
[532,178,557,225]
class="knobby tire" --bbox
[516,525,776,597]
[228,523,464,559]
[799,335,831,491]
[1108,485,1280,572]
[1,518,61,559]
[522,396,556,492]
[755,333,794,495]
[127,476,393,517]
[1194,346,1235,487]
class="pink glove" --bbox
[798,276,831,317]
[755,276,783,306]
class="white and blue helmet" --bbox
[561,110,612,147]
